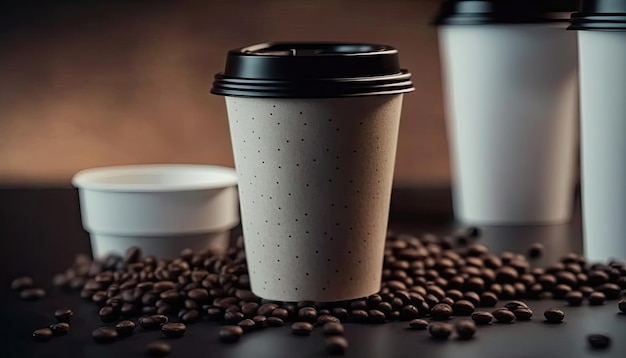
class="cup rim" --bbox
[72,164,238,192]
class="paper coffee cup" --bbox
[570,0,626,261]
[435,1,580,224]
[212,42,414,301]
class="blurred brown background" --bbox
[0,0,448,186]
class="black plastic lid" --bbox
[434,0,580,25]
[211,42,414,98]
[569,0,626,30]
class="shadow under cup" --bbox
[212,42,414,301]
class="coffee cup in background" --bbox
[569,0,626,261]
[435,0,580,224]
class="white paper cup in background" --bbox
[569,0,626,261]
[72,164,239,259]
[434,0,580,225]
[212,42,414,302]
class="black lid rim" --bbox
[569,13,626,30]
[211,71,415,98]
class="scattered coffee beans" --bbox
[471,311,493,325]
[326,336,349,355]
[115,320,136,337]
[587,334,611,349]
[323,322,345,335]
[291,322,314,336]
[162,322,186,338]
[428,322,453,339]
[54,308,73,323]
[49,322,69,336]
[219,325,243,343]
[32,328,53,342]
[92,327,118,343]
[146,341,171,357]
[492,308,515,323]
[544,308,565,324]
[455,320,476,340]
[408,319,429,330]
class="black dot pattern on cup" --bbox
[225,96,403,301]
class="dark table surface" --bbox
[0,187,624,358]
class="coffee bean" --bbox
[553,284,572,299]
[224,311,244,324]
[99,306,118,323]
[463,291,481,307]
[479,292,498,307]
[181,309,200,324]
[431,303,453,320]
[588,271,609,287]
[565,291,584,306]
[115,320,136,337]
[220,325,243,343]
[428,322,453,339]
[318,314,340,325]
[11,276,34,291]
[452,300,475,316]
[503,301,528,311]
[188,288,209,302]
[318,308,331,316]
[445,289,463,301]
[495,267,519,284]
[237,319,256,333]
[33,328,53,342]
[589,292,606,306]
[408,319,429,330]
[455,320,476,340]
[240,302,259,318]
[124,246,142,264]
[326,336,349,355]
[252,315,267,329]
[54,308,73,323]
[291,322,314,336]
[367,310,386,324]
[153,281,176,293]
[146,341,171,357]
[49,322,69,336]
[528,243,544,258]
[331,307,349,321]
[471,311,493,325]
[20,288,46,301]
[92,327,118,343]
[161,322,186,338]
[297,307,318,323]
[513,308,533,321]
[544,308,564,324]
[587,334,612,349]
[350,310,368,323]
[397,304,419,321]
[140,315,168,330]
[492,308,515,323]
[596,283,622,300]
[267,317,285,327]
[619,299,626,313]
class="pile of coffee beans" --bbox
[14,227,626,356]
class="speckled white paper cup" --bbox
[226,95,404,301]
